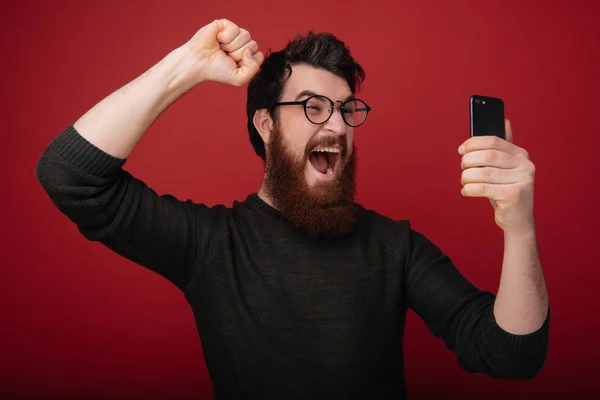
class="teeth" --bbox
[327,166,333,173]
[314,147,340,153]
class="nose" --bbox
[323,104,346,136]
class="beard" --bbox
[262,125,359,238]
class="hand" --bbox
[458,119,536,234]
[184,19,264,87]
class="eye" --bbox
[306,96,331,114]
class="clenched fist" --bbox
[184,19,265,87]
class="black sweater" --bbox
[36,125,549,399]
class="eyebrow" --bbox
[294,90,355,102]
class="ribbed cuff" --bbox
[486,306,551,358]
[46,124,127,176]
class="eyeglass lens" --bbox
[305,96,368,127]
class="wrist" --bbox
[503,223,537,244]
[501,213,536,238]
[158,46,206,100]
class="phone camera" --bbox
[475,99,481,104]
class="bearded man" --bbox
[37,18,549,400]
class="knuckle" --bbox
[489,136,501,147]
[241,30,251,42]
[480,183,489,196]
[485,150,497,164]
[482,167,493,180]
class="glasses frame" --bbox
[272,95,372,128]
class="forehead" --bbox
[281,64,353,100]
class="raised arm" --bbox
[73,19,263,159]
[36,19,264,290]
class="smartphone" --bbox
[469,95,505,139]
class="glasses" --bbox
[273,95,372,128]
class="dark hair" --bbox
[246,31,366,160]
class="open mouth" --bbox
[308,147,341,176]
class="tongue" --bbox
[309,152,329,174]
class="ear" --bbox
[253,108,274,146]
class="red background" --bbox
[2,0,599,398]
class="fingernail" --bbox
[458,145,465,154]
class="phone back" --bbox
[470,95,505,139]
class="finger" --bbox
[505,118,513,143]
[221,28,251,53]
[461,167,521,185]
[461,183,511,200]
[458,134,528,158]
[461,149,522,169]
[228,40,259,63]
[253,50,265,65]
[232,48,263,85]
[214,19,241,45]
[237,50,263,68]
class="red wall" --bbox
[3,0,599,398]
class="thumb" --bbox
[195,19,231,45]
[187,19,221,48]
[204,19,221,37]
[505,118,513,143]
[235,48,263,84]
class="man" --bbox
[37,19,550,399]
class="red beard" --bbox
[262,126,359,238]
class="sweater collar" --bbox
[244,193,284,220]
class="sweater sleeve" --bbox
[36,124,226,291]
[404,226,550,380]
